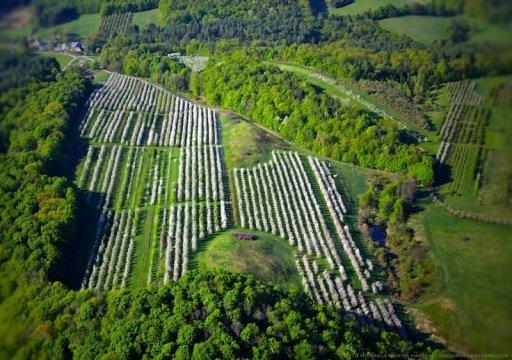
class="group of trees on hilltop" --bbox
[99,44,191,91]
[0,269,442,358]
[158,0,317,44]
[195,53,434,185]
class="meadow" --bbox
[132,9,163,28]
[193,230,302,290]
[378,16,452,45]
[39,51,74,67]
[329,0,429,16]
[35,13,101,40]
[409,203,512,353]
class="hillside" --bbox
[1,0,511,357]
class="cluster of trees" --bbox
[358,177,437,301]
[0,53,61,97]
[99,45,190,91]
[0,0,30,12]
[356,0,510,23]
[196,54,434,185]
[360,0,466,20]
[158,0,317,44]
[101,0,158,15]
[268,43,467,104]
[1,269,441,358]
[330,0,354,9]
[0,59,90,294]
[151,0,420,48]
[32,0,79,27]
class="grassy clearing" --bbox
[130,208,155,287]
[193,229,301,291]
[132,9,162,28]
[220,113,289,169]
[39,51,74,67]
[35,13,100,40]
[409,203,512,353]
[378,16,453,45]
[94,70,111,84]
[329,0,428,16]
[466,17,512,50]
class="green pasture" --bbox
[410,203,512,353]
[378,16,453,45]
[35,13,101,40]
[329,0,429,16]
[193,230,302,291]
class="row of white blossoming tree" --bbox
[233,151,404,334]
[77,73,229,290]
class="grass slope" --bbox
[220,113,289,169]
[193,230,302,290]
[35,13,100,40]
[466,17,512,50]
[329,0,428,15]
[132,9,162,28]
[410,203,512,353]
[93,70,111,84]
[39,51,74,67]
[378,16,453,45]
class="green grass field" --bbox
[379,16,453,45]
[409,203,512,353]
[39,51,74,67]
[193,230,302,290]
[93,70,111,84]
[377,13,512,49]
[329,0,429,15]
[220,113,289,169]
[35,13,101,40]
[466,17,512,50]
[132,9,162,28]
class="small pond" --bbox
[370,225,386,246]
